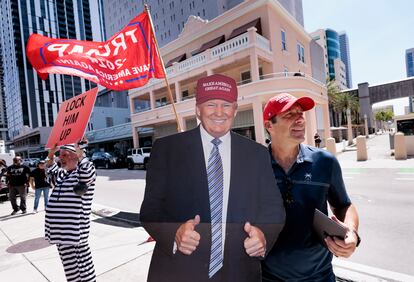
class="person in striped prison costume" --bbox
[45,143,96,282]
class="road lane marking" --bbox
[395,178,414,181]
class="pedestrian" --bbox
[140,74,285,282]
[45,142,96,282]
[29,160,51,213]
[261,93,360,281]
[7,156,31,215]
[314,132,322,148]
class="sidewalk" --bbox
[0,195,153,281]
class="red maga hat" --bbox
[196,74,238,104]
[263,93,315,120]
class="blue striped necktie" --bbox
[207,138,223,278]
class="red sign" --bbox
[26,11,164,91]
[46,88,98,148]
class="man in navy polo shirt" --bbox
[261,93,360,281]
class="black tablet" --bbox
[312,209,348,248]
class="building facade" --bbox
[129,0,330,148]
[102,0,304,44]
[339,31,352,88]
[405,48,414,113]
[0,40,7,141]
[311,28,348,90]
[0,0,104,155]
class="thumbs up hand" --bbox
[244,222,266,257]
[175,215,201,255]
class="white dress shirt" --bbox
[200,125,231,256]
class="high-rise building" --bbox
[406,48,414,112]
[406,48,414,77]
[339,32,352,88]
[102,0,304,45]
[310,28,348,90]
[0,40,7,141]
[0,0,104,140]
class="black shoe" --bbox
[11,210,18,215]
[21,210,27,214]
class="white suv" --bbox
[126,147,151,170]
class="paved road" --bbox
[93,168,146,212]
[93,133,414,277]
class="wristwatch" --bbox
[352,229,361,247]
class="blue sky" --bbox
[302,0,414,115]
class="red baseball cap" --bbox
[263,93,315,120]
[196,74,238,104]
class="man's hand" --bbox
[175,215,201,255]
[324,215,358,258]
[244,222,266,257]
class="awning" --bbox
[192,35,225,56]
[165,53,187,68]
[228,18,261,40]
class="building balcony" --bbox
[129,30,272,96]
[131,72,327,127]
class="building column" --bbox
[322,103,331,139]
[178,116,186,132]
[149,90,155,109]
[175,82,182,102]
[252,98,266,145]
[248,27,260,82]
[305,107,317,146]
[132,126,139,148]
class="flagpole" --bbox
[144,4,183,133]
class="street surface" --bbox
[92,133,414,278]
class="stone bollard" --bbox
[356,135,367,161]
[326,137,336,155]
[394,132,407,160]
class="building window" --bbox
[241,70,252,84]
[106,117,114,127]
[281,30,287,51]
[297,43,305,63]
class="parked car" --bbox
[22,158,40,168]
[91,152,121,169]
[126,147,151,170]
[0,170,8,198]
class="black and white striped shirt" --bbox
[45,157,96,245]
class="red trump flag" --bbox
[26,11,164,91]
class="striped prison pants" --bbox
[57,244,96,282]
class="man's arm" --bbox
[326,156,360,258]
[29,176,35,189]
[326,204,360,258]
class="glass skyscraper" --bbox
[339,32,352,88]
[406,48,414,77]
[0,0,103,139]
[325,28,341,81]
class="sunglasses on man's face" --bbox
[284,178,294,204]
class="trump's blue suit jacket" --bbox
[140,126,285,282]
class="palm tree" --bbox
[326,79,359,125]
[374,110,394,131]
